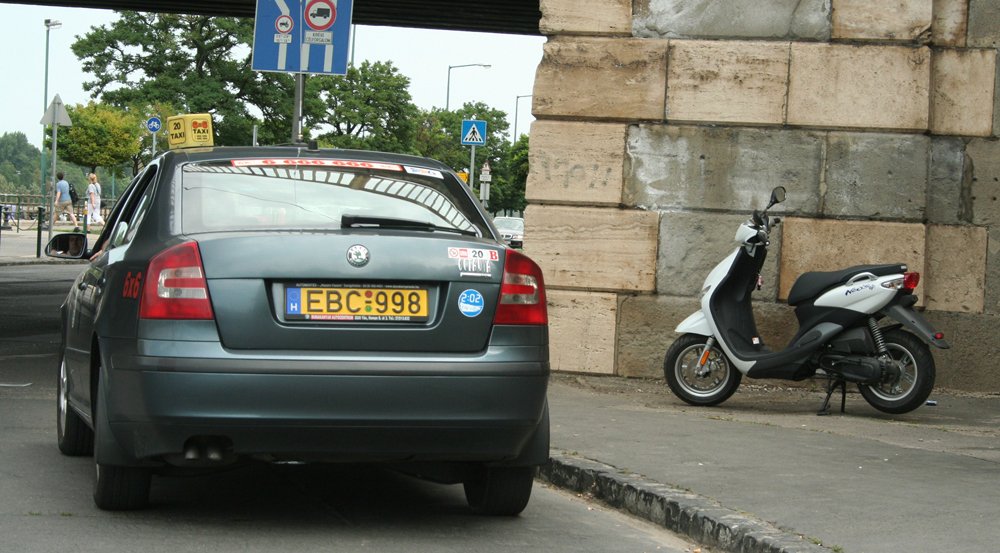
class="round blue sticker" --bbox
[458,289,485,318]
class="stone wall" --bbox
[528,0,1000,392]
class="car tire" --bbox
[57,354,93,456]
[93,462,152,511]
[463,465,535,516]
[92,367,151,511]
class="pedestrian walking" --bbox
[53,172,80,232]
[86,173,105,227]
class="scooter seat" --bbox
[787,264,907,306]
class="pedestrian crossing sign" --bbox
[461,120,487,146]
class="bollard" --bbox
[36,206,45,258]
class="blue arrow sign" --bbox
[251,0,354,75]
[461,119,487,146]
[146,116,162,134]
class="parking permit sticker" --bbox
[458,289,485,318]
[449,247,499,278]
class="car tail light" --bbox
[903,272,920,291]
[140,241,214,320]
[493,249,547,325]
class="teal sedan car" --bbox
[47,147,549,515]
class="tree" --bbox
[57,102,142,174]
[0,132,42,194]
[72,12,295,147]
[487,134,529,215]
[304,61,419,153]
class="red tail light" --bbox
[139,241,214,320]
[493,249,547,325]
[903,272,920,291]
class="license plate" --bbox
[285,284,429,322]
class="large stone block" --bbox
[832,0,933,41]
[523,205,659,292]
[927,137,971,225]
[633,0,831,41]
[547,290,618,374]
[617,295,699,379]
[823,132,929,220]
[778,218,926,301]
[968,0,1000,48]
[932,0,968,46]
[666,40,790,125]
[988,226,1000,315]
[526,121,627,206]
[788,43,931,131]
[925,225,987,313]
[539,0,632,36]
[965,138,1000,226]
[533,37,669,121]
[657,211,782,301]
[925,310,1000,392]
[931,48,997,137]
[624,125,824,214]
[617,295,797,379]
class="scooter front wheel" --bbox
[664,334,742,406]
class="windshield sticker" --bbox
[231,159,404,171]
[404,166,444,179]
[458,289,485,318]
[449,247,499,278]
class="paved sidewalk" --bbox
[545,375,1000,553]
[0,225,92,266]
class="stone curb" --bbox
[538,452,835,553]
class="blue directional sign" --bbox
[251,0,354,75]
[145,116,162,134]
[461,120,487,146]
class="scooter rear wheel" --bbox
[857,329,936,414]
[664,334,742,406]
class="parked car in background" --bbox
[493,216,525,249]
[46,146,549,515]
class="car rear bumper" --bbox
[104,344,549,465]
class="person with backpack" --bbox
[53,172,80,232]
[87,173,105,227]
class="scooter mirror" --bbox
[768,186,786,209]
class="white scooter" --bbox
[664,187,950,415]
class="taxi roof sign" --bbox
[167,114,214,149]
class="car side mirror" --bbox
[45,233,88,259]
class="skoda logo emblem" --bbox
[347,245,370,268]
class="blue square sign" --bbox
[461,120,487,146]
[252,0,354,75]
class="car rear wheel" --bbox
[463,465,535,516]
[56,354,93,456]
[92,365,151,510]
[93,462,152,511]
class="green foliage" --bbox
[72,11,293,147]
[59,102,142,173]
[305,61,419,153]
[0,133,42,194]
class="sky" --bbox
[0,4,545,150]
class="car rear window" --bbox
[180,159,487,235]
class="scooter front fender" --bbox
[884,304,951,349]
[675,310,713,337]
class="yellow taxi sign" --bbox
[167,114,214,149]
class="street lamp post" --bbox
[40,18,61,197]
[513,94,532,142]
[446,63,490,110]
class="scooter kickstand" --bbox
[817,378,848,416]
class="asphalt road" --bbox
[0,264,698,553]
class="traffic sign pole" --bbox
[469,145,476,192]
